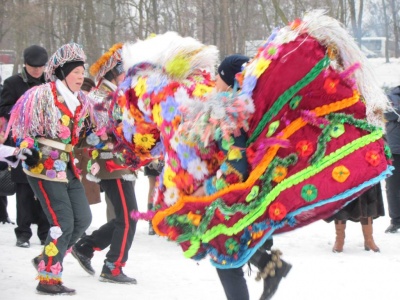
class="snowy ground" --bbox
[1,57,400,299]
[0,172,399,300]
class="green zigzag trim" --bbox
[183,130,383,258]
[247,55,330,146]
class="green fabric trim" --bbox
[247,55,330,146]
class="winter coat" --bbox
[385,86,400,154]
[0,68,46,183]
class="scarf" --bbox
[56,79,81,115]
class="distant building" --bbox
[360,37,395,57]
[0,50,16,64]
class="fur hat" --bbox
[90,43,123,83]
[45,43,86,81]
[23,45,48,67]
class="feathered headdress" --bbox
[90,43,123,83]
[122,32,219,80]
[45,43,86,81]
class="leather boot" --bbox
[332,220,346,253]
[361,217,380,252]
[249,248,292,300]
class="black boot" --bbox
[249,249,292,300]
[99,261,137,284]
[71,245,95,275]
[36,283,76,295]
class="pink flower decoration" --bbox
[100,132,108,141]
[90,162,100,175]
[96,127,106,136]
[50,150,59,160]
[58,125,71,139]
[23,137,35,148]
[38,260,46,272]
[57,171,67,180]
[50,262,62,275]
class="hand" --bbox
[192,186,205,197]
[148,159,164,172]
[23,148,40,167]
[15,148,32,160]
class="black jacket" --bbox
[0,68,46,182]
[385,86,400,155]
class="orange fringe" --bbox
[153,91,360,235]
[89,43,123,77]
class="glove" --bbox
[23,148,40,167]
[148,159,164,173]
[15,148,32,160]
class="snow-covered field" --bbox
[1,58,400,299]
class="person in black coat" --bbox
[384,86,400,233]
[0,45,50,247]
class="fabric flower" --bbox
[61,115,70,126]
[161,96,180,122]
[59,152,68,162]
[187,211,202,226]
[253,58,271,78]
[49,150,59,160]
[134,77,147,98]
[170,131,182,151]
[57,171,66,180]
[49,226,63,239]
[19,137,34,149]
[43,158,55,170]
[268,202,287,221]
[177,144,198,169]
[264,44,280,59]
[54,160,67,172]
[332,165,350,183]
[86,133,100,146]
[37,260,46,272]
[296,140,314,157]
[173,169,194,194]
[134,133,156,150]
[90,162,100,176]
[30,163,44,174]
[227,148,243,161]
[241,75,257,95]
[45,242,59,257]
[365,150,381,166]
[40,146,52,156]
[164,187,180,206]
[225,238,239,255]
[152,103,162,127]
[273,165,288,183]
[91,149,99,159]
[46,170,57,179]
[163,167,177,188]
[323,77,340,94]
[58,125,71,140]
[301,184,318,202]
[50,262,62,275]
[187,158,209,181]
[193,84,212,97]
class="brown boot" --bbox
[361,217,380,252]
[332,220,346,253]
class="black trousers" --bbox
[385,153,400,225]
[77,178,138,264]
[0,195,8,221]
[216,267,249,300]
[14,182,49,242]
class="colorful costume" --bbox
[7,43,92,294]
[113,12,391,269]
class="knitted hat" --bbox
[54,61,85,80]
[45,43,86,81]
[90,43,123,83]
[217,54,249,87]
[23,45,48,67]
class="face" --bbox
[25,64,45,79]
[63,66,85,92]
[215,74,230,92]
[115,72,126,85]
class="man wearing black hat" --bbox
[0,45,50,248]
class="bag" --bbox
[0,166,16,196]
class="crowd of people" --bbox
[0,10,398,300]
